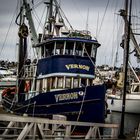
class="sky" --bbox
[0,0,140,67]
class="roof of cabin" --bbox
[35,37,100,47]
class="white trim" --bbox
[38,73,95,79]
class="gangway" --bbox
[0,113,119,140]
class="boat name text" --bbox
[55,93,78,102]
[65,64,90,71]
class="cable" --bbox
[0,9,17,58]
[97,0,110,37]
[54,0,74,30]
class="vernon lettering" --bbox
[65,64,90,71]
[55,93,78,102]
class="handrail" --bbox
[0,114,119,139]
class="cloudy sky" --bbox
[0,0,140,67]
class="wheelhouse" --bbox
[32,37,100,92]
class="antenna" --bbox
[85,8,89,32]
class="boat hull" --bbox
[2,84,106,123]
[107,98,140,114]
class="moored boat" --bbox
[106,0,140,114]
[1,0,106,124]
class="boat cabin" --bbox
[25,37,100,93]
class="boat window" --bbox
[47,78,52,91]
[45,43,54,57]
[57,77,63,88]
[41,45,45,58]
[36,80,40,92]
[73,78,79,88]
[65,42,74,55]
[81,78,86,87]
[91,44,97,58]
[43,79,47,92]
[75,42,82,56]
[89,79,93,86]
[36,79,43,92]
[52,77,57,89]
[65,77,71,88]
[55,42,64,55]
[84,43,91,57]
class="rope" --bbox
[32,101,36,117]
[71,86,87,134]
[83,45,104,81]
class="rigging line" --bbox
[35,6,47,32]
[30,0,45,10]
[0,8,17,58]
[111,1,120,68]
[71,0,85,27]
[83,45,103,81]
[97,0,110,37]
[32,11,44,29]
[96,12,99,38]
[54,0,74,30]
[71,86,87,134]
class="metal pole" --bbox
[118,0,132,138]
[49,0,53,33]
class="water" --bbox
[106,112,140,134]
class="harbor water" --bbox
[106,111,140,134]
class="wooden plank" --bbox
[37,123,45,139]
[65,125,71,138]
[0,114,120,139]
[17,122,34,140]
[2,121,15,135]
[32,123,37,140]
[0,114,119,128]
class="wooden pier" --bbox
[0,113,120,140]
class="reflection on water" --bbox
[106,112,140,134]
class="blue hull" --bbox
[2,84,106,123]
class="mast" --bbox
[47,0,53,35]
[118,0,132,138]
[23,0,38,46]
[17,2,29,102]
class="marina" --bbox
[1,0,106,126]
[0,0,140,139]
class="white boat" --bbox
[0,67,14,77]
[107,82,140,114]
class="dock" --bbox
[0,113,139,140]
[0,113,119,139]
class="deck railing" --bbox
[0,114,119,139]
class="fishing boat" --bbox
[107,0,140,114]
[1,0,106,124]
